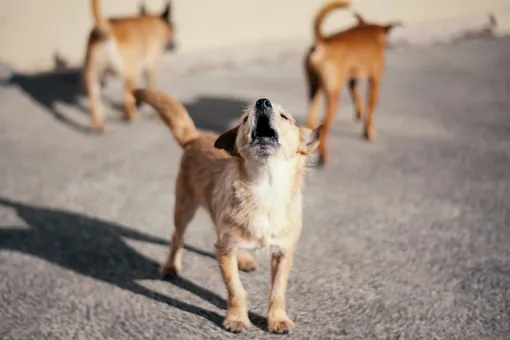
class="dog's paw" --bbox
[122,107,137,123]
[90,123,104,134]
[223,312,252,333]
[315,155,327,168]
[354,112,362,121]
[122,113,135,123]
[160,264,179,279]
[268,315,294,334]
[363,127,375,141]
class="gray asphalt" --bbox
[1,37,510,340]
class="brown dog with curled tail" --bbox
[305,0,401,166]
[83,0,175,132]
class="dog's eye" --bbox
[280,114,289,121]
[242,116,248,124]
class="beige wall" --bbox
[0,0,509,73]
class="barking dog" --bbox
[305,0,401,166]
[83,0,175,132]
[134,88,322,333]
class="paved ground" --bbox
[1,37,509,340]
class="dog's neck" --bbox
[241,156,300,203]
[236,156,303,248]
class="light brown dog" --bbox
[305,0,401,165]
[83,0,175,132]
[133,88,322,333]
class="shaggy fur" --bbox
[134,88,322,333]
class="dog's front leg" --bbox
[267,250,294,333]
[216,246,251,332]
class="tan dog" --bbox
[83,0,175,132]
[305,0,401,165]
[133,88,322,333]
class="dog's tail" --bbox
[133,89,199,147]
[91,0,110,34]
[313,0,350,41]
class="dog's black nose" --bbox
[255,98,272,111]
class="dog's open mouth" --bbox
[250,114,279,153]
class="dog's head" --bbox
[215,98,321,162]
[138,1,177,50]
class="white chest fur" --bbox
[244,159,296,250]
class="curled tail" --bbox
[91,0,110,34]
[313,0,350,41]
[133,89,199,147]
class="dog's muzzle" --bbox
[250,98,279,154]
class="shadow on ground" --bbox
[0,197,266,330]
[109,95,247,134]
[2,65,248,136]
[183,96,247,133]
[4,69,92,134]
[0,53,94,133]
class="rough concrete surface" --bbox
[1,37,510,340]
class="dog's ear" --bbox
[384,20,402,33]
[215,126,240,156]
[161,1,171,22]
[139,2,147,15]
[298,125,322,155]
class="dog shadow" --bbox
[2,52,256,139]
[115,95,248,135]
[0,197,266,330]
[183,96,247,134]
[0,53,94,134]
[4,53,248,137]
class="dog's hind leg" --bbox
[83,42,104,132]
[136,66,157,108]
[160,176,198,278]
[143,65,157,90]
[363,76,380,141]
[348,78,364,121]
[306,87,324,130]
[318,81,342,166]
[305,59,323,129]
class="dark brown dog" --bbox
[305,0,401,166]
